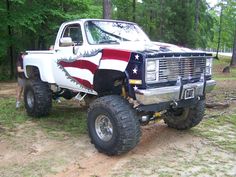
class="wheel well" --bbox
[26,66,41,80]
[93,70,126,96]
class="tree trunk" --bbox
[194,0,200,32]
[216,5,223,60]
[230,27,236,67]
[103,0,112,19]
[159,0,164,38]
[132,0,136,22]
[6,0,14,79]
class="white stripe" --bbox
[78,52,102,65]
[99,59,128,72]
[64,67,94,84]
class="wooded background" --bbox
[0,0,235,80]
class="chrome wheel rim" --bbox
[27,90,34,108]
[95,115,113,142]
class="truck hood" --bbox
[149,41,194,52]
[76,41,209,58]
[97,41,194,53]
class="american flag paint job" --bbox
[126,52,145,89]
[58,49,131,89]
[101,49,131,62]
[99,49,131,72]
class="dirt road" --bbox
[0,81,236,177]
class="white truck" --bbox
[23,19,216,155]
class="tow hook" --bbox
[170,100,178,108]
[140,111,164,125]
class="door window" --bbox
[62,24,83,45]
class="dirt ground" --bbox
[0,81,236,177]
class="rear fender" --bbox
[24,64,50,82]
[23,53,55,83]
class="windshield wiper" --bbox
[99,40,120,44]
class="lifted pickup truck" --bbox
[23,19,216,155]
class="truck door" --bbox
[53,24,84,90]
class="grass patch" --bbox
[213,55,236,80]
[0,98,87,137]
[0,157,66,177]
[110,153,234,177]
[37,103,87,138]
[0,98,28,128]
[213,55,231,65]
[191,111,236,153]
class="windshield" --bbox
[84,20,150,45]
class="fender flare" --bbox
[25,65,41,80]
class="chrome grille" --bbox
[159,57,206,81]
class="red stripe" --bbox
[59,60,98,74]
[72,77,93,89]
[101,49,131,62]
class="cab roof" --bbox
[62,18,137,26]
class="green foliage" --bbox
[112,0,214,48]
[0,0,235,80]
[0,0,102,80]
[207,0,236,51]
[167,0,196,47]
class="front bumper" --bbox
[135,80,216,105]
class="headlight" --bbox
[146,59,159,83]
[146,73,156,81]
[146,60,156,71]
[206,58,213,75]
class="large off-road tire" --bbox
[24,80,52,117]
[87,95,141,155]
[164,100,205,130]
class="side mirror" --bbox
[59,37,74,47]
